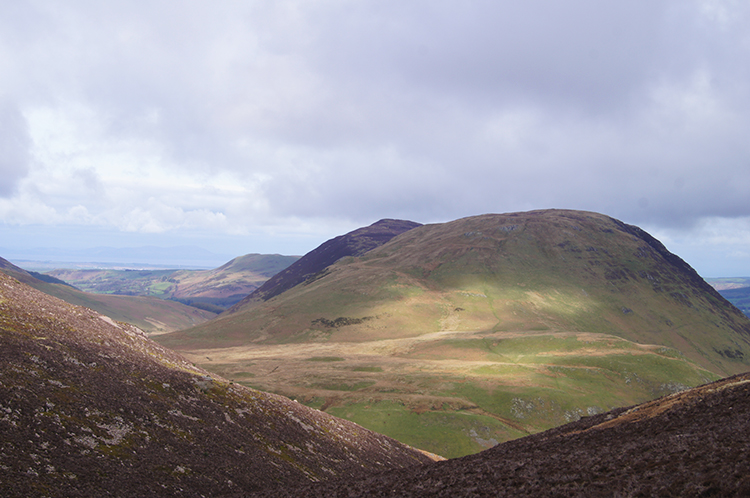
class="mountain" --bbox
[1,256,216,334]
[175,210,750,371]
[256,372,750,497]
[229,218,422,307]
[158,210,750,457]
[0,270,434,497]
[46,253,298,311]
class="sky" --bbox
[1,1,750,275]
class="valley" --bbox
[0,257,216,334]
[183,328,716,457]
[45,253,299,312]
[255,371,750,497]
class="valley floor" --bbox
[175,327,717,458]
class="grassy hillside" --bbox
[157,210,750,457]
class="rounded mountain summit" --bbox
[161,209,750,377]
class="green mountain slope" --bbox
[157,210,750,457]
[0,271,434,497]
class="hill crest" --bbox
[228,218,421,308]
[177,209,750,374]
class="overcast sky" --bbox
[1,1,749,275]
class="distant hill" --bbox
[706,277,750,318]
[257,372,750,497]
[0,271,434,497]
[1,256,216,334]
[716,287,750,318]
[46,253,298,311]
[158,210,749,457]
[705,276,750,291]
[229,219,421,308]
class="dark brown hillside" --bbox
[228,218,421,309]
[0,271,434,497]
[256,372,750,497]
[612,218,734,315]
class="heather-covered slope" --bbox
[0,271,434,497]
[258,372,750,497]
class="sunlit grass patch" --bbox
[308,380,376,392]
[327,400,526,458]
[352,366,383,372]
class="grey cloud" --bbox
[0,103,31,197]
[3,0,750,240]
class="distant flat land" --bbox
[706,277,750,317]
[45,253,298,312]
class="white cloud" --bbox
[0,102,31,196]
